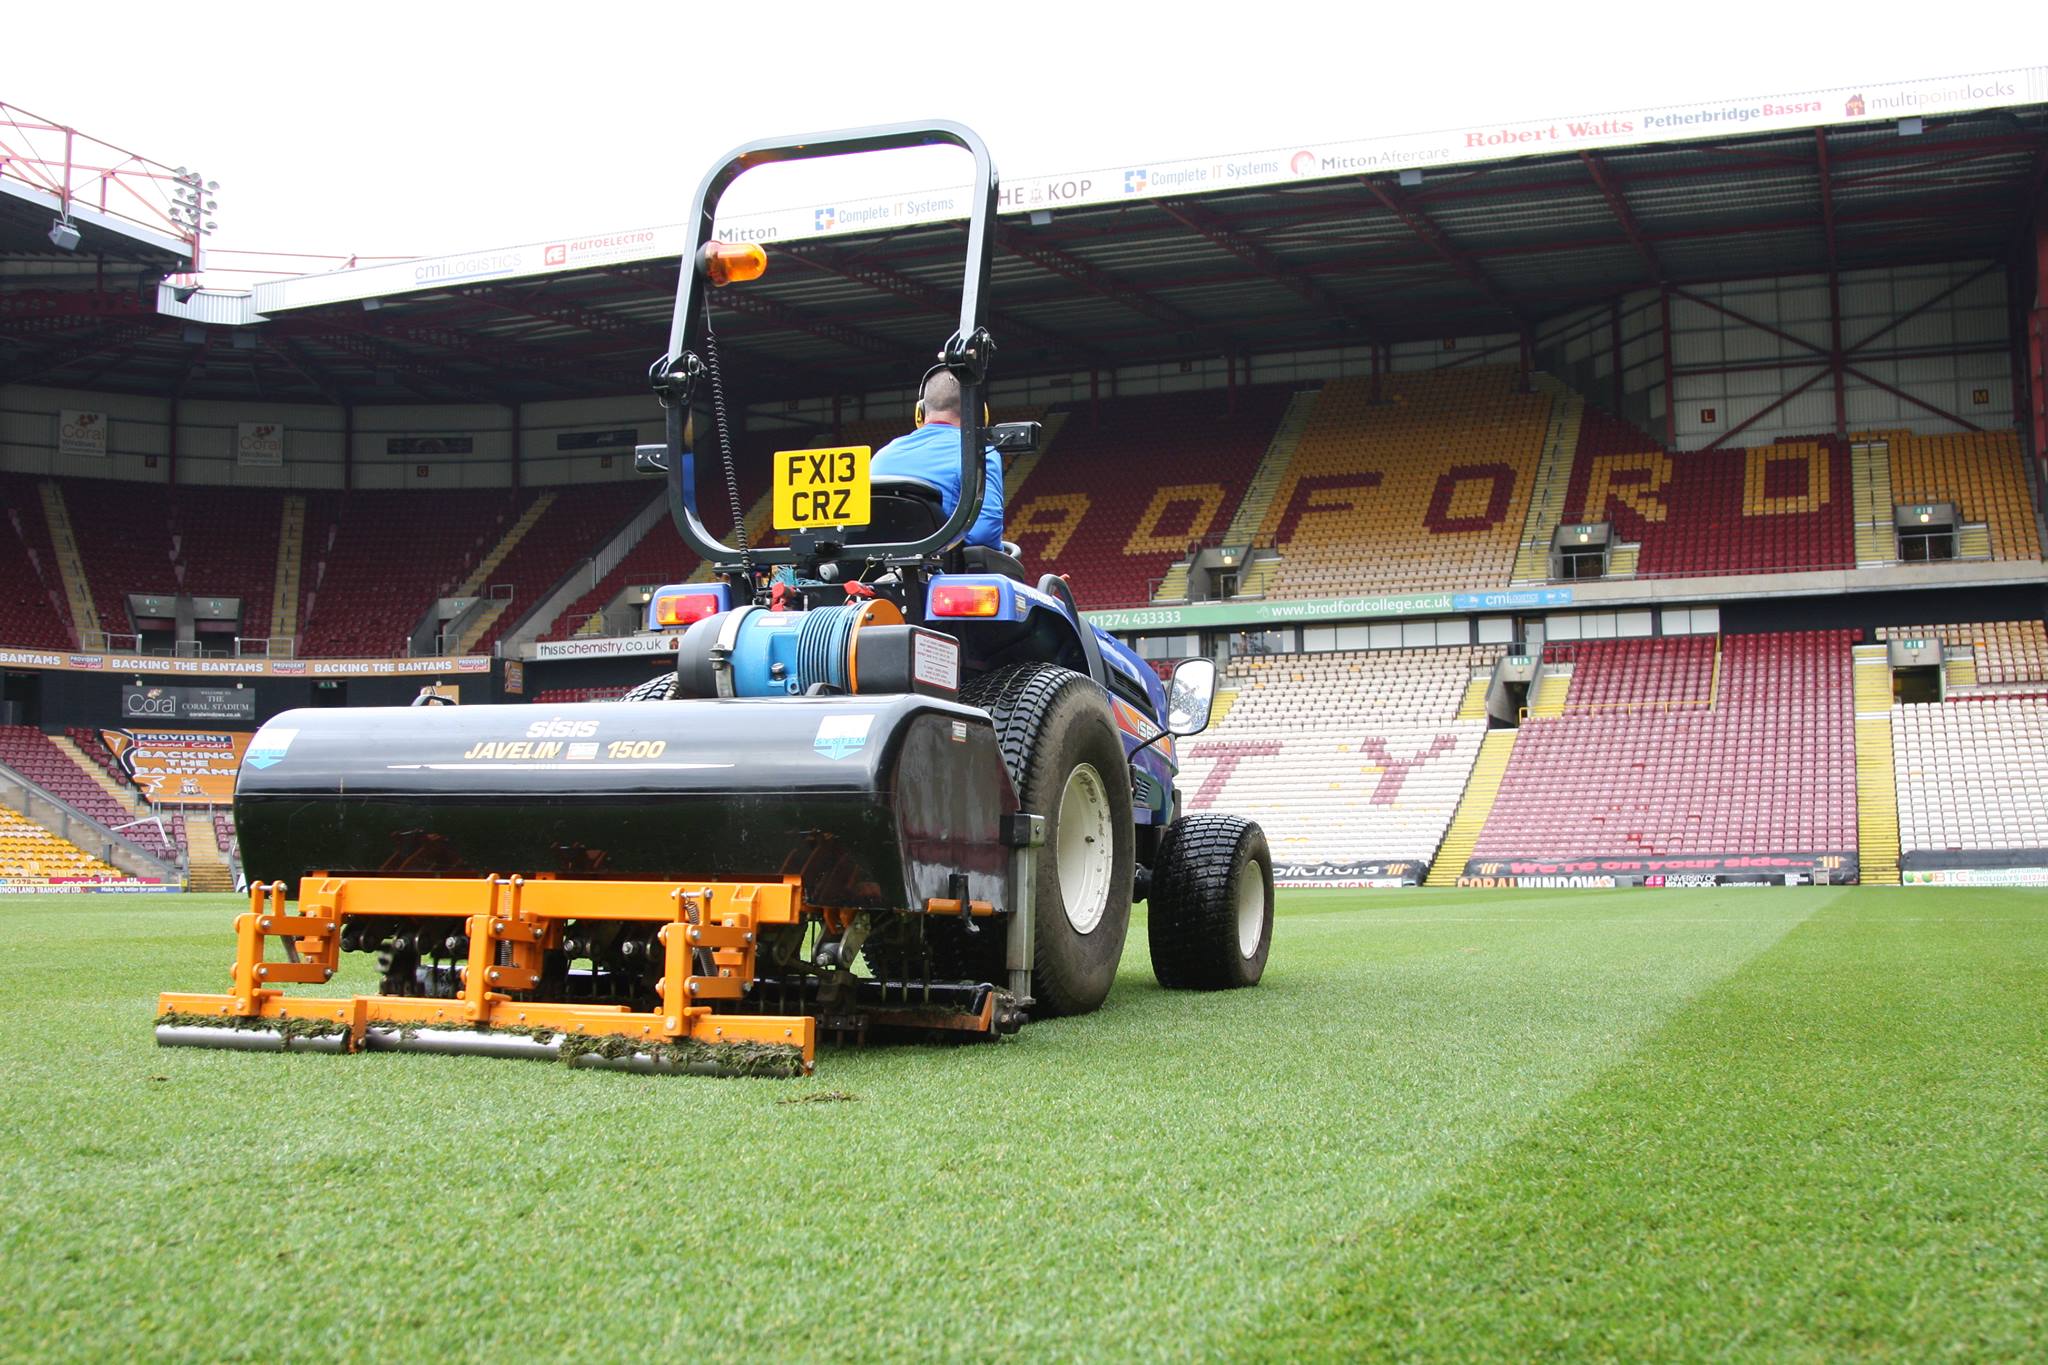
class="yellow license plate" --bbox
[772,445,871,532]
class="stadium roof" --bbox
[6,72,2047,409]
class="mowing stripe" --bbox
[1257,888,2048,1359]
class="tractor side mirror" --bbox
[634,444,670,475]
[989,421,1040,455]
[1166,657,1218,736]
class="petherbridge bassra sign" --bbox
[121,684,257,723]
[98,729,252,806]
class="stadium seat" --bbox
[1170,644,1500,868]
[1895,697,2048,855]
[0,725,181,861]
[1254,367,1550,599]
[1565,409,1855,577]
[1005,389,1290,609]
[1471,631,1857,861]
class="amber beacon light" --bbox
[700,240,768,286]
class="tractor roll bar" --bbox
[648,120,1000,567]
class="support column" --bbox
[1659,287,1676,450]
[166,396,179,487]
[342,404,354,492]
[1828,269,1848,439]
[1610,296,1624,413]
[509,404,522,492]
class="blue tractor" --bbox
[158,123,1270,1076]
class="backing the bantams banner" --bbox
[99,729,252,805]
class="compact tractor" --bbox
[156,123,1274,1076]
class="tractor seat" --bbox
[869,475,1029,582]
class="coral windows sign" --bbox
[58,410,108,458]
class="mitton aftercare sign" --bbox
[59,410,109,457]
[235,423,285,466]
[121,684,257,723]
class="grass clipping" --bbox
[154,1012,804,1078]
[154,1010,346,1047]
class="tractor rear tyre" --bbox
[623,672,678,702]
[1148,814,1272,990]
[961,663,1135,1017]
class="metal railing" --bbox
[0,99,200,256]
[76,632,296,659]
[0,767,181,884]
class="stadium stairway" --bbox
[1457,674,1491,720]
[49,734,148,819]
[449,492,558,652]
[37,482,102,643]
[1851,440,1895,566]
[270,495,306,640]
[1528,666,1572,718]
[678,493,775,591]
[1852,644,1901,885]
[183,814,234,892]
[1003,410,1066,500]
[1510,378,1586,583]
[1606,542,1640,577]
[1425,729,1518,885]
[1214,390,1321,546]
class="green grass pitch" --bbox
[3,887,2044,1358]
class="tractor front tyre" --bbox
[961,663,1135,1017]
[1148,814,1272,990]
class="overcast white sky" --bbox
[5,0,2035,273]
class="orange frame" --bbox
[159,876,817,1070]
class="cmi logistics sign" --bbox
[1085,587,1572,634]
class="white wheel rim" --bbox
[1056,763,1114,935]
[1235,860,1265,958]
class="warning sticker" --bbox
[913,631,960,693]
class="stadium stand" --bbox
[542,517,697,640]
[0,807,123,882]
[1169,645,1497,872]
[0,725,180,861]
[168,487,289,625]
[1470,631,1857,863]
[1879,429,2042,561]
[297,489,520,656]
[531,685,633,703]
[56,478,180,636]
[1253,367,1550,599]
[461,484,651,652]
[0,473,74,649]
[1894,697,2048,856]
[1876,620,2048,686]
[1005,390,1289,608]
[1565,408,1856,577]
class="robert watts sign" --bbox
[256,67,2044,315]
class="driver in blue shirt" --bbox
[870,369,1005,549]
